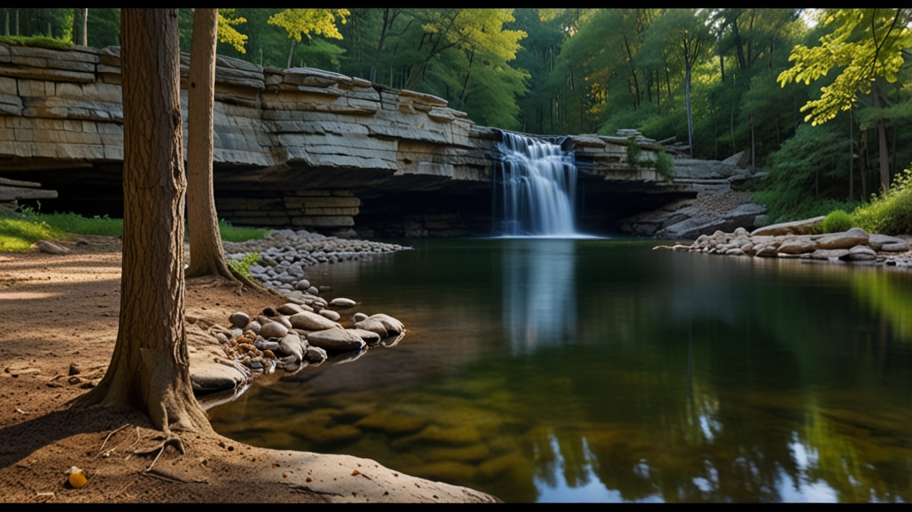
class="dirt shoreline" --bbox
[0,237,499,503]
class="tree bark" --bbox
[186,8,234,281]
[75,8,210,435]
[685,60,694,157]
[872,81,890,191]
[81,8,87,46]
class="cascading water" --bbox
[493,131,579,237]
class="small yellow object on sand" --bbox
[67,466,87,489]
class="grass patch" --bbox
[0,207,271,253]
[852,167,912,235]
[27,211,124,237]
[228,253,259,280]
[218,219,271,242]
[0,211,67,252]
[0,35,72,50]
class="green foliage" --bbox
[654,150,674,180]
[778,9,912,126]
[268,9,348,44]
[228,252,259,280]
[218,219,271,243]
[852,167,912,235]
[217,9,247,53]
[822,210,853,233]
[0,34,71,49]
[754,122,859,222]
[624,137,674,180]
[626,137,642,166]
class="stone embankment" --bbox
[620,151,769,239]
[190,228,410,399]
[656,221,912,268]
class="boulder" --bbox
[189,361,246,394]
[867,234,904,251]
[777,238,818,255]
[304,345,328,364]
[346,328,382,344]
[259,321,288,339]
[30,240,69,254]
[278,333,305,362]
[319,309,341,322]
[306,327,367,352]
[751,216,825,237]
[330,297,357,308]
[844,245,877,261]
[277,303,306,315]
[807,249,850,260]
[288,311,341,331]
[228,311,249,329]
[354,313,405,338]
[881,241,910,252]
[817,228,869,250]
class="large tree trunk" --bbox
[186,8,233,281]
[75,8,210,435]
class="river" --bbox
[209,237,912,502]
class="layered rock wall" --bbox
[0,42,745,237]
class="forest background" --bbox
[3,8,911,224]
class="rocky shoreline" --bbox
[655,218,912,268]
[189,228,412,400]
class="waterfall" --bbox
[493,131,579,237]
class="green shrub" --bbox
[228,253,259,280]
[626,138,674,180]
[218,219,272,243]
[654,150,674,180]
[822,210,853,233]
[626,137,642,166]
[852,167,912,235]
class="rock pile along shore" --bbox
[189,228,411,398]
[223,228,411,304]
[655,220,912,267]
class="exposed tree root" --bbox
[134,435,185,473]
[98,424,131,458]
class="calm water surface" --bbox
[209,238,912,502]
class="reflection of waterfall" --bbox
[493,131,578,236]
[503,239,577,354]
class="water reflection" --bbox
[210,239,912,503]
[502,239,576,354]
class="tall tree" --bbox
[186,8,234,281]
[778,8,912,191]
[81,8,87,46]
[76,8,210,437]
[645,9,712,157]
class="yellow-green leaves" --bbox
[217,9,247,53]
[267,9,349,43]
[778,8,912,126]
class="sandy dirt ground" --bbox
[0,236,499,503]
